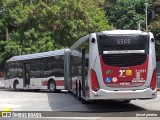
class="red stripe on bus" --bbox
[42,81,48,86]
[55,80,64,86]
[42,80,64,86]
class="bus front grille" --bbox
[102,53,147,67]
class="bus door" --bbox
[82,48,86,97]
[23,63,30,87]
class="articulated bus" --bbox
[64,30,157,103]
[5,49,65,92]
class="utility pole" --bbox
[137,22,141,30]
[145,0,148,31]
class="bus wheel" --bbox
[82,99,89,104]
[56,90,61,93]
[34,89,40,92]
[122,100,131,104]
[77,83,81,101]
[13,81,19,91]
[76,82,79,98]
[48,80,56,93]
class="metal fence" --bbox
[157,61,160,88]
[157,74,160,88]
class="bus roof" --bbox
[70,30,149,50]
[70,35,89,50]
[6,49,66,62]
[101,30,149,35]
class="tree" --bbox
[148,0,160,55]
[105,0,152,30]
[0,0,112,70]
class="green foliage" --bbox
[0,0,112,70]
[148,0,160,55]
[105,0,151,30]
[105,0,160,55]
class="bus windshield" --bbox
[97,33,149,55]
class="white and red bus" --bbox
[5,49,65,92]
[64,30,157,103]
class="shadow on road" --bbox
[47,91,146,112]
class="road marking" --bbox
[3,107,11,111]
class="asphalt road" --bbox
[0,89,160,119]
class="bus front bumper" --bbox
[90,88,157,100]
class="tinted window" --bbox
[17,62,22,78]
[41,56,64,77]
[5,63,10,79]
[30,60,41,78]
[71,39,89,77]
[97,33,149,55]
[5,62,17,79]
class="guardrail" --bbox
[157,73,160,88]
[158,77,160,88]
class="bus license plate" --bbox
[120,82,131,85]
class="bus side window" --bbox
[4,66,8,79]
[17,62,22,78]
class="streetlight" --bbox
[145,0,148,31]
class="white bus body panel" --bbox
[90,88,156,100]
[5,78,23,89]
[5,77,65,90]
[87,31,156,100]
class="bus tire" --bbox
[123,100,131,104]
[48,80,56,93]
[77,83,81,101]
[34,89,40,92]
[56,90,61,93]
[76,82,78,97]
[82,99,89,104]
[13,81,19,91]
